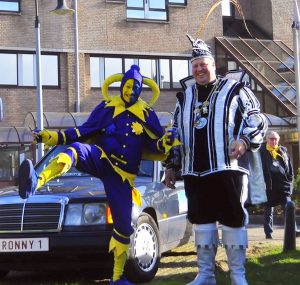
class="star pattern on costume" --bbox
[131,122,143,135]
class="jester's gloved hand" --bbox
[157,127,180,153]
[33,129,58,147]
[164,127,177,146]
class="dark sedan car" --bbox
[0,145,192,283]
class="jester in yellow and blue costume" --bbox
[18,65,179,285]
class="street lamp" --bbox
[34,0,78,161]
[52,0,80,113]
[34,0,43,161]
[292,0,300,164]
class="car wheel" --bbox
[125,213,160,283]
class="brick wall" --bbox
[250,0,273,39]
[0,0,296,126]
[271,0,295,48]
[0,0,224,126]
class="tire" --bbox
[125,213,160,283]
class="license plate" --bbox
[0,238,49,252]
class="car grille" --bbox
[0,198,67,233]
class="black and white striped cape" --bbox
[173,77,268,177]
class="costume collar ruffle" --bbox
[105,96,148,122]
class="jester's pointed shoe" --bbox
[109,276,135,285]
[18,159,38,199]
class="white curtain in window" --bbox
[0,54,17,85]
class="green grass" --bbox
[1,245,300,284]
[243,245,300,285]
[145,245,300,285]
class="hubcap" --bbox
[133,222,158,272]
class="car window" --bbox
[35,145,89,177]
[36,146,154,178]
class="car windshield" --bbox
[35,145,154,178]
[35,145,86,177]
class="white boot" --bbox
[187,223,219,285]
[222,226,248,285]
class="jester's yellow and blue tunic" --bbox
[17,64,179,284]
[56,96,168,244]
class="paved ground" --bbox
[143,224,298,284]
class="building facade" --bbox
[0,0,221,126]
[0,0,297,125]
[0,0,299,184]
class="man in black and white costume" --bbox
[164,35,267,285]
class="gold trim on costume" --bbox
[113,228,130,240]
[61,131,67,144]
[75,128,81,138]
[68,147,78,166]
[111,154,127,165]
[95,145,136,186]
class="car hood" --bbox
[0,176,107,199]
[0,176,155,201]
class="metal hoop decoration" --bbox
[101,74,160,107]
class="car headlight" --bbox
[65,204,82,226]
[83,203,106,225]
[65,203,107,226]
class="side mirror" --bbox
[0,97,3,122]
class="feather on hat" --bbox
[187,34,214,62]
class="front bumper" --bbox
[0,229,113,271]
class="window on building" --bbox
[168,0,186,5]
[257,84,262,92]
[127,0,168,21]
[0,149,18,181]
[222,0,233,17]
[172,59,189,88]
[18,54,34,86]
[90,57,123,88]
[0,52,59,87]
[105,58,123,87]
[250,78,255,90]
[125,58,137,71]
[0,0,20,12]
[41,55,59,86]
[0,53,17,85]
[139,59,156,82]
[111,0,185,4]
[159,59,170,88]
[90,55,190,89]
[90,57,101,88]
[227,61,237,71]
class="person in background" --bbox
[260,131,299,239]
[164,35,267,285]
[18,65,179,285]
